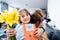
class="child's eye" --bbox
[26,14,28,16]
[22,16,24,18]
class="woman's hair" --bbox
[31,10,44,28]
[18,9,31,23]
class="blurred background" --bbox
[0,0,47,12]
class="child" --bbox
[15,9,45,40]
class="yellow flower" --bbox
[1,10,9,22]
[6,8,18,26]
[0,8,19,28]
[10,8,19,24]
[0,14,4,23]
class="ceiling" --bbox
[0,0,47,9]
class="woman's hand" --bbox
[34,28,44,38]
[6,28,16,37]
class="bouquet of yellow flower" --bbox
[0,8,19,40]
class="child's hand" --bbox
[6,28,16,37]
[34,28,44,38]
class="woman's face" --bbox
[19,11,31,24]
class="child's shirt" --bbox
[15,23,24,40]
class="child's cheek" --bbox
[21,18,24,22]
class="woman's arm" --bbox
[34,27,45,37]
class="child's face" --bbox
[20,11,31,24]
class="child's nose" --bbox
[24,16,27,19]
[24,16,28,20]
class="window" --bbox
[0,1,8,12]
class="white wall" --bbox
[1,0,47,14]
[48,0,60,30]
[1,0,47,9]
[8,5,41,16]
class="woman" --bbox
[31,10,48,40]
